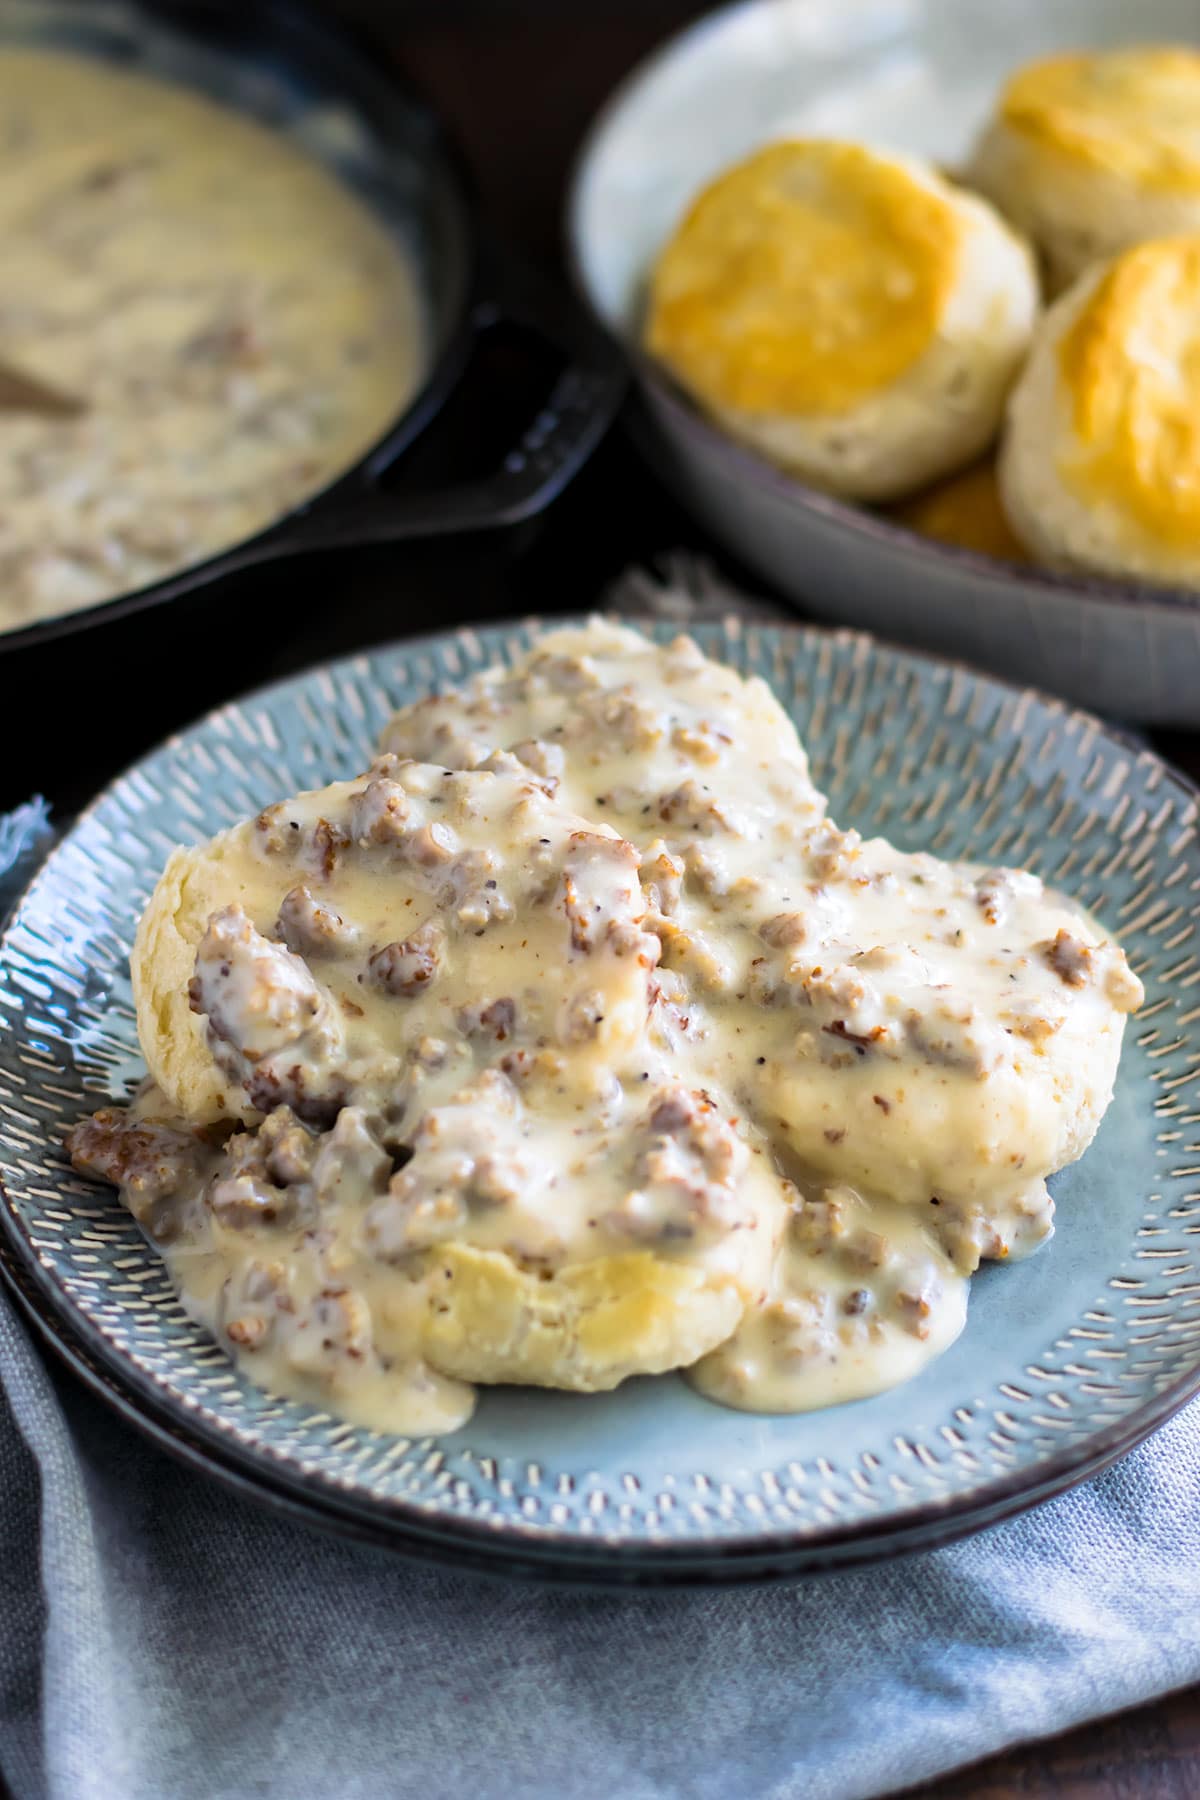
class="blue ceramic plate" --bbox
[3,616,1199,1584]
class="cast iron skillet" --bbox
[0,0,626,657]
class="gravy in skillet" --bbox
[0,48,423,629]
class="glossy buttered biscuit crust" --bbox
[644,139,1039,501]
[1000,236,1200,586]
[969,46,1200,293]
[890,459,1029,565]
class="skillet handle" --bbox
[261,254,626,552]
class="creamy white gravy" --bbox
[0,48,423,628]
[69,621,1143,1434]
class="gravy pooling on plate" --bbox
[0,48,423,629]
[68,622,1142,1434]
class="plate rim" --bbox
[0,1233,1178,1584]
[2,609,1199,1574]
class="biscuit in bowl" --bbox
[999,235,1200,587]
[643,139,1039,502]
[969,45,1200,294]
[889,458,1029,564]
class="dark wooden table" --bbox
[379,5,1200,1796]
[6,7,1197,1797]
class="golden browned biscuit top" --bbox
[892,460,1029,564]
[1000,45,1200,189]
[1057,236,1200,542]
[644,140,963,417]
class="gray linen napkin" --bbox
[3,613,1200,1800]
[3,1306,1200,1800]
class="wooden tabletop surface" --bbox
[379,4,1200,1796]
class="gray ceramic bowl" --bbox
[2,616,1200,1583]
[567,0,1200,726]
